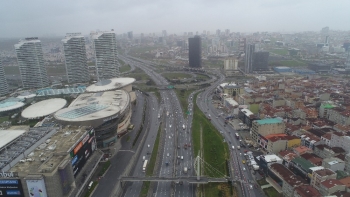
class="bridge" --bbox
[120,176,228,184]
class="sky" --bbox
[1,0,350,38]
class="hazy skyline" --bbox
[1,0,350,38]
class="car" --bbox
[243,167,246,171]
[249,185,253,190]
[148,144,150,148]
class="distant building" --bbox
[162,30,167,37]
[308,62,331,73]
[244,44,255,73]
[0,58,9,96]
[91,30,120,80]
[252,51,269,71]
[62,33,90,84]
[14,37,49,89]
[188,36,202,68]
[127,31,133,39]
[224,58,238,70]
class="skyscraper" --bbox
[252,51,269,71]
[188,36,202,68]
[0,58,9,96]
[62,33,89,84]
[14,37,49,89]
[245,44,255,73]
[127,31,133,40]
[91,30,120,80]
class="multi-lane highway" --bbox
[196,73,261,197]
[120,55,195,197]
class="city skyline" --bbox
[1,0,350,38]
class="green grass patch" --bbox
[192,93,229,177]
[146,123,161,176]
[257,178,269,186]
[120,64,131,73]
[195,73,210,81]
[161,72,192,80]
[174,88,195,115]
[140,181,150,197]
[84,181,98,197]
[263,187,282,197]
[203,183,233,197]
[270,48,288,56]
[0,116,9,124]
[126,73,151,81]
[98,160,111,177]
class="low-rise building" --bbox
[319,179,346,196]
[310,168,337,190]
[290,157,315,182]
[314,144,346,158]
[300,133,324,150]
[293,146,312,156]
[322,157,346,172]
[294,185,322,197]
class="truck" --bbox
[184,167,188,174]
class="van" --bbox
[88,181,93,189]
[231,146,235,150]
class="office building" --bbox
[162,30,167,37]
[127,31,133,39]
[188,36,202,68]
[14,37,49,89]
[245,44,255,73]
[91,30,120,80]
[0,58,9,96]
[253,51,269,71]
[62,33,89,84]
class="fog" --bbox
[1,0,350,37]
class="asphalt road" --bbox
[196,72,261,197]
[121,55,195,197]
[92,91,146,197]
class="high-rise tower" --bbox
[62,33,89,84]
[188,36,202,68]
[245,44,255,73]
[0,58,9,96]
[14,37,49,89]
[91,30,120,80]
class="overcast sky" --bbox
[1,0,350,38]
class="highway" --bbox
[120,55,195,197]
[196,72,261,197]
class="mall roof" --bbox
[54,90,129,122]
[0,130,26,149]
[21,98,67,119]
[36,87,86,97]
[255,118,283,125]
[0,99,25,113]
[86,77,135,92]
[16,91,36,99]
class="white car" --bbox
[148,144,150,148]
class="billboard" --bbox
[26,179,48,197]
[70,129,96,177]
[0,179,24,197]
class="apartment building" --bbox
[330,132,350,153]
[14,37,49,89]
[310,168,336,190]
[62,33,90,83]
[251,118,285,144]
[294,185,322,197]
[322,157,345,172]
[91,30,120,80]
[319,179,346,196]
[0,58,8,96]
[327,107,350,126]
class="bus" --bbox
[235,133,239,139]
[142,160,148,172]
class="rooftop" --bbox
[294,185,322,197]
[321,179,344,189]
[255,118,283,125]
[0,130,27,149]
[261,154,282,163]
[54,90,129,122]
[314,168,336,176]
[292,157,315,171]
[21,98,67,119]
[0,99,25,113]
[85,77,135,93]
[36,86,86,97]
[11,126,91,176]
